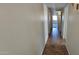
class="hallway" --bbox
[43,27,68,55]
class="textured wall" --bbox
[0,4,45,55]
[65,4,79,54]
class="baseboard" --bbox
[64,38,70,55]
[41,35,50,55]
[41,42,46,55]
[65,43,70,55]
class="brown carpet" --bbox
[42,35,68,55]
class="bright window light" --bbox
[53,15,57,21]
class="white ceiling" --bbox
[45,3,67,10]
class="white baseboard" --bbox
[41,42,46,55]
[41,36,49,55]
[64,39,70,55]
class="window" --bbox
[53,15,57,21]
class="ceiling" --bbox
[45,3,67,10]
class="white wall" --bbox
[0,4,45,55]
[63,5,68,40]
[65,4,79,54]
[63,4,70,54]
[43,4,48,44]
